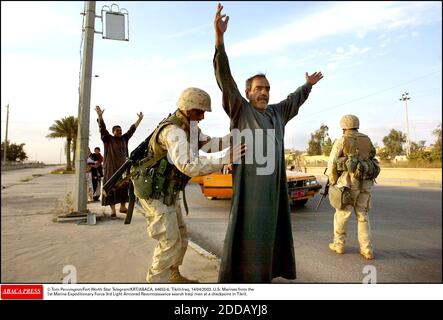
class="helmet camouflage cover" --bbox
[340,114,360,129]
[177,87,211,112]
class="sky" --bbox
[1,1,442,164]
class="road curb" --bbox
[188,240,221,264]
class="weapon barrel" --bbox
[316,177,330,211]
[125,181,135,224]
[102,160,132,195]
[316,193,325,210]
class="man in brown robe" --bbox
[95,105,144,218]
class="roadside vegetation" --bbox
[288,123,442,168]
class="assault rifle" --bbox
[316,168,330,210]
[102,132,154,224]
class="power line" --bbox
[302,69,442,119]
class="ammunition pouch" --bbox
[346,155,359,173]
[354,158,381,180]
[131,155,191,207]
[130,154,164,200]
[336,156,348,173]
[328,185,353,210]
[336,156,381,181]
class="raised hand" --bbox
[95,105,104,118]
[215,3,229,37]
[305,72,324,86]
[134,111,144,128]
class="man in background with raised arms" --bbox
[95,106,143,219]
[213,3,323,283]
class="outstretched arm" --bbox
[213,3,243,122]
[95,105,111,142]
[134,112,144,128]
[161,126,245,177]
[198,129,231,153]
[272,72,324,125]
[123,112,143,141]
[161,126,224,177]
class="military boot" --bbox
[329,243,345,254]
[359,250,374,260]
[169,266,199,283]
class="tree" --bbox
[408,140,431,161]
[323,137,333,156]
[382,129,406,158]
[307,135,322,156]
[1,140,28,162]
[410,140,426,152]
[431,123,442,161]
[377,148,390,161]
[47,116,78,171]
[307,124,330,156]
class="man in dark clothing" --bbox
[95,105,144,218]
[89,147,104,201]
[213,3,324,283]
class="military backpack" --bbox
[338,134,380,181]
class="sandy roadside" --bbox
[1,168,219,283]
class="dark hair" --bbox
[112,125,122,133]
[94,147,100,151]
[245,73,267,91]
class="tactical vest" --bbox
[337,131,380,181]
[342,132,373,160]
[131,110,191,209]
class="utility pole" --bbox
[3,104,9,162]
[74,1,96,213]
[399,92,411,157]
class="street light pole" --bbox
[3,104,9,162]
[399,92,411,157]
[74,1,96,213]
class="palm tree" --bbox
[47,116,78,170]
[71,134,78,168]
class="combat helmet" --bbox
[340,114,360,129]
[177,88,211,112]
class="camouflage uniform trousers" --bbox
[332,187,373,255]
[139,197,188,283]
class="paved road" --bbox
[2,167,441,283]
[1,166,220,283]
[184,182,442,283]
[1,166,61,189]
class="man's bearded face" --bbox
[246,77,270,111]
